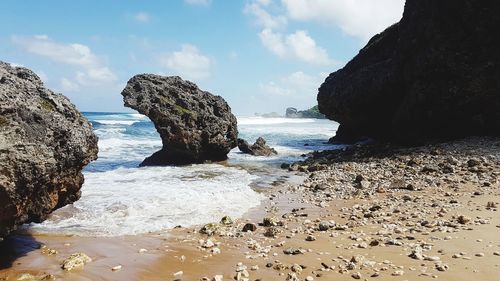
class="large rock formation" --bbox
[318,0,500,144]
[238,137,277,156]
[0,61,98,237]
[121,75,238,165]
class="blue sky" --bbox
[0,0,404,115]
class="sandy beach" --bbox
[1,137,498,281]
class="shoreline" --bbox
[1,137,499,281]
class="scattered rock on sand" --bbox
[61,253,92,271]
[284,248,305,255]
[220,216,233,225]
[200,223,221,236]
[242,223,257,232]
[111,265,122,272]
[458,215,471,224]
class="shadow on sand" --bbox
[0,233,41,270]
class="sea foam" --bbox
[31,165,262,236]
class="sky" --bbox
[0,0,405,115]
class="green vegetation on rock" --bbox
[0,116,8,126]
[40,99,56,112]
[174,104,197,120]
[286,105,326,119]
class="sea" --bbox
[29,112,340,236]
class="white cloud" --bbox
[244,2,287,30]
[134,12,151,23]
[161,44,212,80]
[12,35,117,88]
[260,71,327,98]
[259,29,330,65]
[259,29,287,57]
[8,62,25,68]
[36,70,48,83]
[246,0,331,65]
[184,0,211,6]
[282,0,405,41]
[60,77,80,92]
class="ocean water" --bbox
[29,113,339,236]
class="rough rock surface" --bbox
[238,137,277,156]
[318,0,500,144]
[121,75,238,165]
[0,61,98,237]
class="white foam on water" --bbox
[94,120,139,125]
[30,165,262,236]
[124,113,148,119]
[237,117,316,125]
[97,137,162,161]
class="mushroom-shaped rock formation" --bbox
[121,75,238,165]
[0,61,98,237]
[318,0,500,144]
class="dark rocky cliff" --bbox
[318,0,500,144]
[0,61,98,237]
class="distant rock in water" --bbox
[286,106,325,119]
[0,61,98,237]
[318,0,500,144]
[238,137,277,156]
[121,75,238,165]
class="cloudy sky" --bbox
[0,0,405,115]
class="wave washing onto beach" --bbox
[29,113,339,236]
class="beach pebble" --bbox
[305,276,314,281]
[392,270,404,276]
[318,221,333,231]
[173,271,183,277]
[264,227,280,238]
[285,273,300,281]
[61,252,92,271]
[212,275,223,281]
[457,215,471,224]
[284,248,305,255]
[351,272,362,279]
[494,251,500,256]
[111,265,122,272]
[291,264,302,274]
[475,252,485,257]
[220,216,233,225]
[242,223,257,232]
[263,216,280,227]
[424,256,440,261]
[436,263,449,272]
[305,235,316,241]
[202,239,215,248]
[409,246,424,260]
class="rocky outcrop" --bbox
[238,137,277,156]
[0,61,98,237]
[318,0,500,144]
[286,106,325,119]
[121,75,238,165]
[285,107,300,118]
